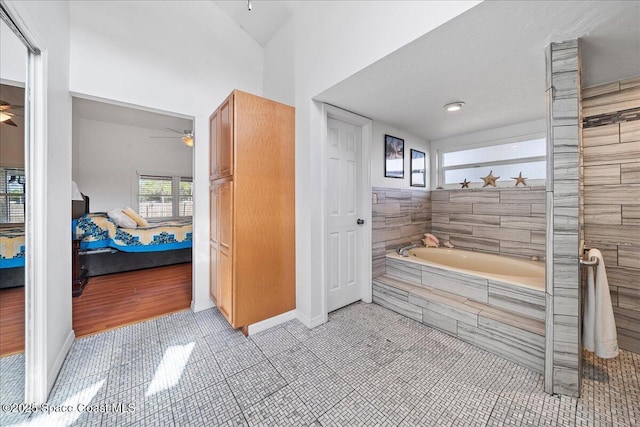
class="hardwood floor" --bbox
[73,263,192,337]
[0,286,25,357]
[0,263,192,356]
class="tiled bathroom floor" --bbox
[1,302,638,426]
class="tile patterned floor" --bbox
[0,302,638,426]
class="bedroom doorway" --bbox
[70,96,195,335]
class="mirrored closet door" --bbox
[0,14,28,405]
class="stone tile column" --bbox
[544,40,581,397]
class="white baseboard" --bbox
[296,310,326,329]
[48,330,75,397]
[248,310,297,335]
[191,298,215,313]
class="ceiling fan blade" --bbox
[2,118,18,127]
[164,127,185,135]
[0,104,24,111]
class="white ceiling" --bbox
[214,0,293,46]
[73,97,193,136]
[316,1,640,142]
[72,1,639,144]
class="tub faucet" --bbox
[397,244,422,257]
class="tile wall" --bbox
[430,187,546,260]
[371,187,431,277]
[545,40,582,397]
[582,75,640,353]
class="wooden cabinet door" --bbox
[218,93,234,178]
[209,109,219,179]
[209,186,218,303]
[217,181,233,322]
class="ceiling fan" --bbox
[0,100,24,127]
[150,128,194,147]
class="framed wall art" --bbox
[410,149,426,187]
[384,134,404,178]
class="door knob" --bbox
[357,219,365,225]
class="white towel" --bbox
[583,249,619,359]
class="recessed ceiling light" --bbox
[444,102,465,112]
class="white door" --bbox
[327,118,364,312]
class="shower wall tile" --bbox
[622,205,640,225]
[583,165,621,185]
[582,81,620,98]
[620,120,640,142]
[582,124,619,146]
[621,162,640,183]
[371,187,430,278]
[585,224,640,246]
[431,187,546,260]
[583,142,640,166]
[618,288,640,311]
[546,41,581,397]
[584,205,622,225]
[618,245,640,269]
[583,75,640,354]
[582,85,640,117]
[620,75,640,89]
[584,184,640,205]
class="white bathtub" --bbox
[390,247,545,291]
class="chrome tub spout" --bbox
[396,244,423,257]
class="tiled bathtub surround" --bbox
[376,256,546,373]
[430,186,546,260]
[582,75,640,354]
[372,187,431,277]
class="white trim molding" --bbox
[191,298,215,313]
[247,310,297,335]
[25,42,48,405]
[48,330,75,389]
[295,310,326,329]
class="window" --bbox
[138,174,192,218]
[0,167,26,224]
[440,138,546,187]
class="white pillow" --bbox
[107,209,137,229]
[123,207,149,227]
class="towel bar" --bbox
[579,256,599,267]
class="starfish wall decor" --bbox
[460,179,471,189]
[480,170,499,187]
[511,172,528,186]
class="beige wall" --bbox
[582,76,640,353]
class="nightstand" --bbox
[72,239,89,296]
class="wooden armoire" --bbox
[209,90,295,332]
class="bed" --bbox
[0,196,192,291]
[0,226,25,289]
[74,212,192,277]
